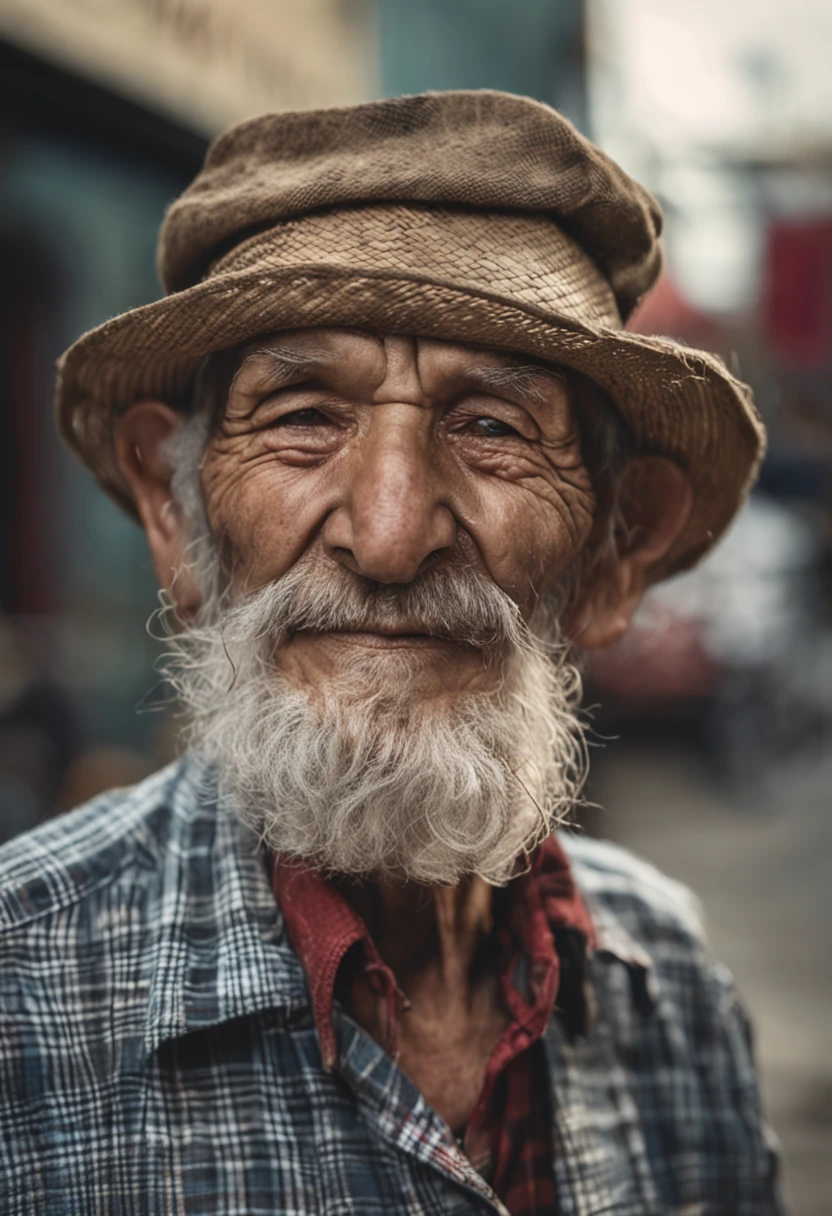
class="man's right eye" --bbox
[277,408,326,427]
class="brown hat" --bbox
[56,90,764,579]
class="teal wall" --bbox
[378,0,586,130]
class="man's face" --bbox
[199,329,596,704]
[116,325,690,881]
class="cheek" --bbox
[471,478,597,618]
[201,455,326,587]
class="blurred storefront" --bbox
[0,3,374,836]
[1,0,374,136]
[585,0,832,779]
[379,0,586,130]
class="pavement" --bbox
[589,744,832,1216]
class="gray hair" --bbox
[160,546,588,885]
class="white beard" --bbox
[162,553,587,886]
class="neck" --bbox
[340,874,497,1000]
[337,872,512,1135]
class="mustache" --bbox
[203,553,532,651]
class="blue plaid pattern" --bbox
[0,757,784,1214]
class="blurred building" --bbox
[0,2,375,833]
[588,0,832,486]
[1,0,374,135]
[379,0,586,130]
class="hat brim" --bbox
[56,263,764,582]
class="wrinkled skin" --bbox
[117,328,692,1134]
[202,331,595,701]
[203,331,594,596]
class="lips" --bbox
[320,629,453,649]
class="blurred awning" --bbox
[0,0,374,136]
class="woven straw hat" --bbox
[56,90,764,580]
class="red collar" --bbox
[272,835,595,1071]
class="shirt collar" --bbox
[560,831,661,1013]
[271,858,388,1069]
[142,760,657,1054]
[273,832,598,1069]
[143,757,308,1053]
[586,896,660,1013]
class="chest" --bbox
[397,998,510,1133]
[346,967,511,1134]
[3,990,773,1216]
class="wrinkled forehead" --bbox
[231,328,566,398]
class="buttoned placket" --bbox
[320,951,661,1216]
[332,1004,513,1216]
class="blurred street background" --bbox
[0,2,830,1210]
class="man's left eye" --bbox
[471,417,520,437]
[278,408,325,427]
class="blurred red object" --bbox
[626,274,720,348]
[588,615,723,707]
[763,217,832,368]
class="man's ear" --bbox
[114,401,202,620]
[563,456,693,650]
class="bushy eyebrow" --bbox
[230,345,326,392]
[229,345,566,407]
[462,362,566,403]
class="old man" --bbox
[0,92,782,1214]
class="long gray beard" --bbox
[161,553,587,886]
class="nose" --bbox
[322,408,457,583]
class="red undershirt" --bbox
[272,836,595,1216]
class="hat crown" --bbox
[158,89,663,321]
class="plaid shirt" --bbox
[273,836,596,1214]
[0,757,784,1215]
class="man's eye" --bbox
[277,408,326,427]
[470,417,520,437]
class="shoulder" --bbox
[561,831,746,1036]
[561,832,757,1087]
[559,833,785,1211]
[0,758,192,933]
[560,829,706,944]
[559,830,725,1000]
